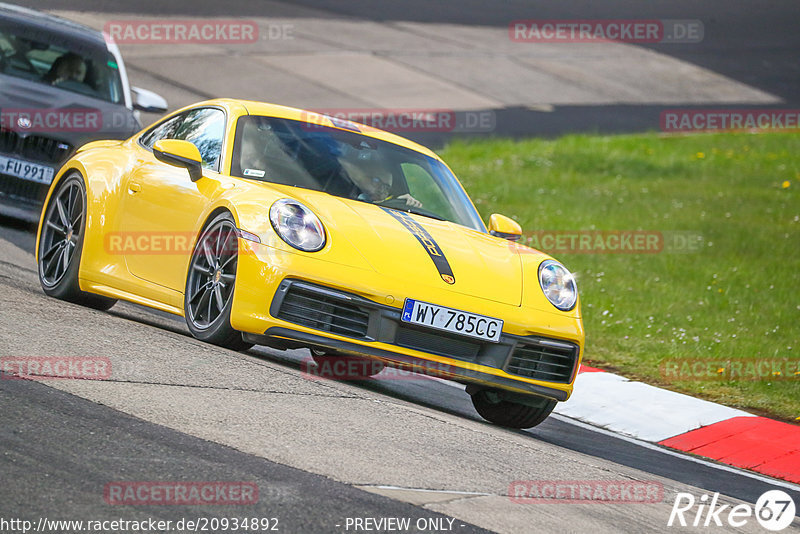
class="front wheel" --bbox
[184,212,252,352]
[37,172,116,310]
[471,390,556,429]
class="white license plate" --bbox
[401,298,503,343]
[0,154,55,184]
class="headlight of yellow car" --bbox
[269,198,326,252]
[538,259,577,311]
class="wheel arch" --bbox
[37,142,137,274]
[193,204,241,252]
[201,205,239,231]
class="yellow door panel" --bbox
[118,146,211,293]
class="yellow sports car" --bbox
[35,99,584,428]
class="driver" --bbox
[338,147,421,208]
[42,52,86,85]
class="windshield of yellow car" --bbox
[230,115,485,231]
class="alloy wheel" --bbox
[186,220,238,329]
[39,180,83,287]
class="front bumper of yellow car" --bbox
[229,240,584,402]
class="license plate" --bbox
[401,298,503,343]
[0,154,55,184]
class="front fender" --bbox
[36,140,141,280]
[216,183,374,272]
[75,139,124,154]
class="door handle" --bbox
[128,182,142,194]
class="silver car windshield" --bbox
[0,23,123,104]
[231,115,485,231]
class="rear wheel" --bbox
[471,390,556,429]
[310,349,385,380]
[37,172,116,310]
[184,212,253,352]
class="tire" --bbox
[184,212,253,352]
[310,349,385,380]
[471,390,556,429]
[37,172,116,311]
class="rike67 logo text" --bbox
[668,490,796,531]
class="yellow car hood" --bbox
[278,187,523,306]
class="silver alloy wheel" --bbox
[39,180,83,287]
[186,219,238,329]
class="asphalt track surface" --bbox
[1,378,490,533]
[26,0,799,101]
[25,0,800,144]
[3,1,800,533]
[1,216,799,532]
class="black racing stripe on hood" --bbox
[380,207,455,284]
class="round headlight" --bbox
[538,260,577,311]
[269,199,326,252]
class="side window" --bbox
[140,114,184,149]
[173,108,225,171]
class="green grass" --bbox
[440,132,800,422]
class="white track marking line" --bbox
[371,485,491,496]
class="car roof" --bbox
[0,2,108,49]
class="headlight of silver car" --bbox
[538,260,577,311]
[269,199,326,252]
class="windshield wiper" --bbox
[384,205,445,221]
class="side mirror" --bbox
[488,213,522,241]
[131,86,168,113]
[153,139,203,182]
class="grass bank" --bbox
[441,132,799,422]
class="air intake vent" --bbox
[276,283,370,339]
[0,126,72,165]
[505,338,578,383]
[20,135,72,165]
[0,174,48,204]
[395,326,481,361]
